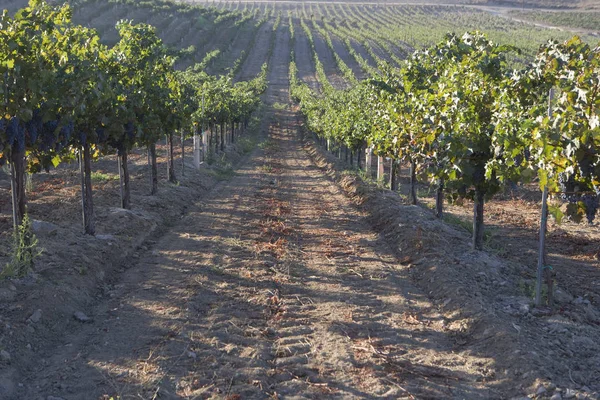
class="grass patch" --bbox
[208,156,235,181]
[91,171,119,183]
[356,169,389,189]
[237,136,257,154]
[443,213,472,233]
[221,236,247,250]
[417,187,432,198]
[519,279,548,303]
[259,139,278,152]
[272,102,288,110]
[260,164,274,173]
[1,214,41,280]
[443,212,506,254]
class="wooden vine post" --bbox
[181,131,185,176]
[377,155,384,181]
[535,88,554,308]
[365,147,373,176]
[79,144,95,235]
[389,159,399,191]
[193,125,201,168]
[194,94,204,168]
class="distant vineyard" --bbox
[190,0,595,9]
[510,10,600,31]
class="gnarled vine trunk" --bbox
[472,188,485,250]
[220,123,225,152]
[149,144,158,195]
[212,123,218,155]
[9,146,26,228]
[409,160,417,205]
[80,142,95,235]
[390,159,399,191]
[118,150,131,209]
[167,133,177,183]
[435,179,444,219]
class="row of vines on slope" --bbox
[290,32,599,306]
[0,0,266,274]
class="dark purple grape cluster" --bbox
[124,121,135,139]
[25,110,44,144]
[558,172,576,202]
[577,156,595,177]
[581,193,599,224]
[58,120,75,147]
[95,127,106,142]
[558,172,599,224]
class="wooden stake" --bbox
[377,156,384,181]
[535,186,549,307]
[535,88,554,307]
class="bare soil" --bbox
[310,22,349,90]
[329,29,366,81]
[293,18,321,93]
[237,21,274,81]
[349,38,379,68]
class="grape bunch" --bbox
[513,148,531,167]
[36,119,63,152]
[5,117,20,147]
[78,131,87,146]
[581,194,599,224]
[124,121,135,140]
[95,127,106,143]
[558,172,599,224]
[577,155,596,178]
[25,110,44,144]
[558,172,578,202]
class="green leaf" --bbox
[548,205,564,224]
[51,155,61,168]
[538,169,548,190]
[520,168,535,182]
[565,203,584,224]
